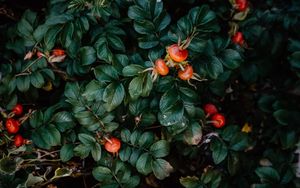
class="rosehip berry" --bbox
[12,104,23,115]
[6,118,20,134]
[104,137,121,154]
[211,114,226,128]
[14,134,24,147]
[155,59,169,76]
[204,104,218,116]
[178,65,194,80]
[52,49,65,56]
[167,44,188,62]
[232,32,245,46]
[235,0,248,12]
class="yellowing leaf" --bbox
[242,122,252,133]
[42,81,53,91]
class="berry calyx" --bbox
[6,119,20,134]
[104,137,121,154]
[14,134,24,147]
[37,51,44,58]
[211,114,226,128]
[178,65,194,80]
[204,104,218,116]
[155,59,169,76]
[232,32,245,46]
[167,44,188,62]
[52,49,65,56]
[12,104,23,115]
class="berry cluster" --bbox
[2,104,29,147]
[230,0,249,46]
[204,103,226,128]
[149,43,204,86]
[24,48,66,63]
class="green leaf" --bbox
[119,147,132,162]
[122,64,145,77]
[130,131,141,145]
[73,144,91,159]
[25,173,44,187]
[273,109,290,126]
[45,14,74,26]
[79,46,96,65]
[95,39,113,63]
[159,89,184,126]
[138,35,159,49]
[91,143,102,161]
[183,122,202,145]
[107,34,125,51]
[94,65,119,83]
[30,72,45,88]
[31,125,61,149]
[229,133,251,151]
[29,111,44,128]
[255,167,280,183]
[227,152,239,176]
[151,158,173,180]
[92,166,112,182]
[52,111,75,132]
[220,49,242,69]
[52,168,72,179]
[103,82,125,112]
[129,74,153,100]
[134,20,156,35]
[210,139,228,164]
[78,133,96,146]
[64,82,80,100]
[120,129,131,142]
[180,176,201,188]
[16,75,30,92]
[44,25,63,50]
[60,144,74,162]
[128,5,145,21]
[0,157,17,174]
[138,132,154,148]
[136,152,152,175]
[205,56,224,79]
[150,140,170,158]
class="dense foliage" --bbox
[0,0,300,187]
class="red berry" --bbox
[232,32,245,46]
[155,59,169,76]
[167,44,188,62]
[6,119,20,134]
[52,49,65,56]
[104,137,121,154]
[211,114,226,128]
[14,134,24,147]
[178,65,194,80]
[12,104,23,115]
[204,104,218,116]
[235,0,248,12]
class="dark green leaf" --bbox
[136,152,152,175]
[60,144,74,162]
[151,158,173,180]
[210,139,228,164]
[103,82,125,112]
[255,167,280,183]
[150,140,170,158]
[79,46,96,65]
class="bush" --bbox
[0,0,299,187]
